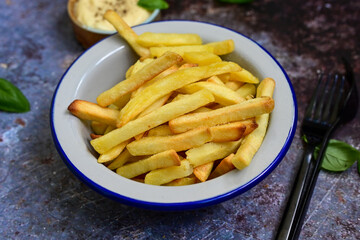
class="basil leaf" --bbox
[314,139,360,172]
[138,0,169,10]
[0,78,30,113]
[218,0,254,3]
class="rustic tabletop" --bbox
[0,0,359,239]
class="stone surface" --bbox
[0,0,359,239]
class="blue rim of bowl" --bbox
[80,9,160,35]
[50,20,298,211]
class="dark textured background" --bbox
[0,0,359,239]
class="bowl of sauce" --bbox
[68,0,160,48]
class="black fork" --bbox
[276,59,357,240]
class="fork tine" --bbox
[305,73,323,120]
[322,74,339,121]
[329,74,345,122]
[313,74,329,121]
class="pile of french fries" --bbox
[67,10,276,186]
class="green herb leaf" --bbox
[0,78,30,113]
[138,0,169,10]
[314,139,360,172]
[218,0,254,4]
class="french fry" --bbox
[97,139,130,163]
[147,125,173,137]
[225,81,244,91]
[133,93,172,140]
[149,45,214,58]
[232,78,275,170]
[112,92,131,110]
[127,127,212,156]
[191,106,212,113]
[205,39,235,55]
[107,149,134,170]
[130,58,155,77]
[183,51,222,66]
[144,160,193,185]
[236,83,256,98]
[169,97,274,133]
[229,69,259,84]
[91,121,108,135]
[193,162,214,182]
[209,122,246,142]
[137,32,202,47]
[117,61,241,126]
[97,51,183,107]
[68,100,119,126]
[208,154,235,179]
[164,176,198,186]
[104,10,150,58]
[241,118,259,136]
[90,89,215,154]
[186,140,242,167]
[179,81,245,106]
[256,77,276,97]
[116,150,181,179]
[132,65,179,98]
[206,75,226,86]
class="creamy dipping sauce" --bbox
[74,0,152,31]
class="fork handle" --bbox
[275,146,316,240]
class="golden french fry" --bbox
[127,127,212,156]
[97,140,130,163]
[256,77,276,97]
[144,160,193,185]
[68,100,119,126]
[231,114,269,169]
[107,149,134,170]
[193,162,214,182]
[169,97,274,133]
[104,125,116,134]
[117,61,241,126]
[130,58,155,76]
[186,140,242,167]
[164,176,198,186]
[206,76,226,86]
[133,93,172,140]
[191,106,212,113]
[205,39,235,55]
[232,78,275,170]
[149,45,214,58]
[132,65,179,98]
[104,10,150,58]
[236,83,256,98]
[112,92,131,110]
[179,81,245,106]
[137,32,202,47]
[91,121,108,135]
[97,51,183,107]
[147,125,173,137]
[225,81,244,91]
[242,118,259,136]
[209,122,246,142]
[230,69,259,84]
[116,150,181,179]
[183,51,222,66]
[209,153,235,179]
[90,89,215,154]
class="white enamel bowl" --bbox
[51,20,297,210]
